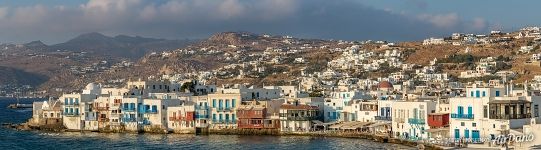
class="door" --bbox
[454,129,460,139]
[468,106,473,118]
[472,130,480,142]
[464,129,469,139]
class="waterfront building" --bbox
[449,83,541,142]
[167,102,196,133]
[324,90,370,122]
[140,98,181,131]
[279,102,321,132]
[192,96,210,128]
[208,93,241,129]
[343,100,378,122]
[237,100,283,129]
[31,98,62,125]
[62,83,101,130]
[120,97,143,131]
[392,99,437,140]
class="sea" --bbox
[0,98,412,149]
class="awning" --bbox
[341,122,372,130]
[312,120,324,125]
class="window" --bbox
[535,105,539,117]
[461,122,465,126]
[482,91,486,97]
[213,114,216,120]
[475,90,480,98]
[458,106,464,115]
[212,99,216,107]
[495,91,500,97]
[232,99,236,107]
[472,123,476,127]
[470,91,474,97]
[225,99,230,108]
[152,105,158,112]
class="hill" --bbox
[49,32,196,58]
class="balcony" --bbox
[451,114,474,119]
[196,106,209,110]
[217,107,232,111]
[122,117,137,122]
[145,110,159,114]
[375,116,392,121]
[64,103,80,106]
[96,107,109,111]
[64,112,79,116]
[284,116,318,121]
[140,119,151,125]
[490,114,531,120]
[98,118,110,122]
[408,118,426,125]
[123,108,136,112]
[195,115,209,119]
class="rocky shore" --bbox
[3,122,444,150]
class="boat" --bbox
[7,93,33,109]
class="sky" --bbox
[0,0,539,44]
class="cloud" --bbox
[0,7,8,19]
[0,0,489,44]
[417,13,459,28]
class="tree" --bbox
[180,81,195,93]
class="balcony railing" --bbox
[145,110,159,114]
[96,107,109,111]
[140,119,151,125]
[283,116,318,121]
[123,108,136,112]
[408,118,426,125]
[64,112,79,116]
[375,116,392,121]
[451,114,474,119]
[217,107,232,111]
[98,118,110,122]
[122,118,137,122]
[64,103,80,106]
[195,115,209,119]
[196,106,209,110]
[489,114,531,120]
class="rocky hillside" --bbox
[49,32,196,59]
[0,66,47,86]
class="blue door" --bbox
[475,90,480,98]
[464,129,470,138]
[468,106,473,117]
[458,106,464,115]
[472,130,480,142]
[454,129,460,139]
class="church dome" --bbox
[378,81,393,89]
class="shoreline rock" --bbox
[3,122,443,149]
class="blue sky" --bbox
[0,0,539,44]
